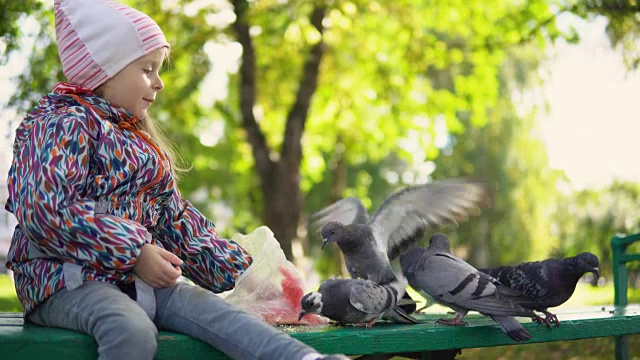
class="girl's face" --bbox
[97,48,166,119]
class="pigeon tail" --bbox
[384,305,420,324]
[490,315,531,342]
[381,278,419,323]
[397,292,418,314]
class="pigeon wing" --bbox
[369,180,489,260]
[309,197,369,239]
[483,260,551,300]
[348,280,392,315]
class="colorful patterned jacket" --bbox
[5,83,252,315]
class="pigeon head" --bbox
[321,221,345,249]
[298,292,323,320]
[571,252,600,278]
[428,233,451,253]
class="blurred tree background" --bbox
[1,0,639,287]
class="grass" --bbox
[2,275,640,358]
[0,274,22,312]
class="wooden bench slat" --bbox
[2,305,640,359]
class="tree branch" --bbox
[231,0,273,179]
[281,5,327,171]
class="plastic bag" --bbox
[222,226,328,325]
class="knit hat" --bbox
[54,0,170,90]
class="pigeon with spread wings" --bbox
[310,179,490,285]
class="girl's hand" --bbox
[133,244,183,288]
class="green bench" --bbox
[2,305,640,359]
[2,232,639,359]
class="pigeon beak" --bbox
[592,267,600,278]
[321,238,328,250]
[298,311,308,321]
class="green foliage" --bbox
[2,1,639,269]
[569,0,640,69]
[6,3,59,120]
[0,0,42,64]
[551,181,640,282]
[0,275,21,312]
[427,42,563,268]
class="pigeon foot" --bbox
[436,318,468,326]
[436,314,468,327]
[364,316,383,327]
[353,317,380,328]
[532,315,552,328]
[436,311,468,326]
[542,311,560,327]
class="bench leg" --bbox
[612,241,629,306]
[615,335,629,360]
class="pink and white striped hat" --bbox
[54,0,170,90]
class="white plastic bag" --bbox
[223,226,328,325]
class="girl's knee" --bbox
[124,315,158,343]
[118,314,157,343]
[95,313,158,355]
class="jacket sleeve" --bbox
[151,194,252,293]
[8,112,149,272]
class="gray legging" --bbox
[28,280,320,360]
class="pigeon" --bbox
[400,233,537,342]
[298,278,419,327]
[311,179,490,286]
[480,252,600,327]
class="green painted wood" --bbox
[2,305,640,359]
[613,238,630,306]
[612,233,640,247]
[615,336,630,360]
[621,254,640,262]
[611,233,640,360]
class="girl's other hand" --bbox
[133,243,183,288]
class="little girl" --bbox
[4,1,347,359]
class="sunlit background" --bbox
[1,2,639,357]
[541,16,640,190]
[1,3,639,284]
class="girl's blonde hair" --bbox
[137,115,190,182]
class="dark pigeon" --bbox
[400,233,537,342]
[480,252,600,327]
[298,278,418,327]
[311,179,490,286]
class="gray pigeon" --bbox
[400,233,537,342]
[480,252,600,327]
[311,179,490,285]
[298,278,418,327]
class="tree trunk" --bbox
[262,164,300,260]
[232,0,326,260]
